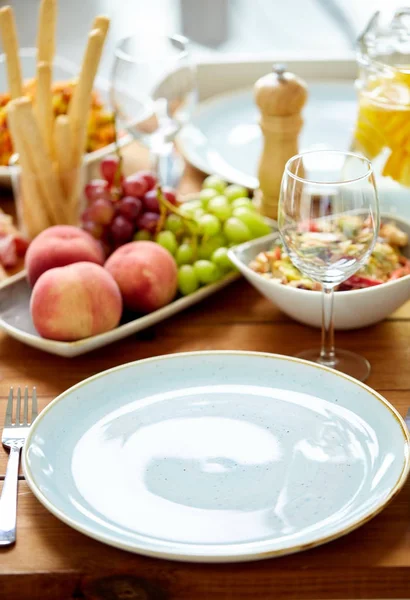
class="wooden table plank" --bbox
[0,475,409,599]
[0,300,409,396]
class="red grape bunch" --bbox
[82,155,177,255]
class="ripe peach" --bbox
[25,225,104,286]
[31,262,122,341]
[105,241,178,313]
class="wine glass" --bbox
[278,150,379,381]
[111,33,197,186]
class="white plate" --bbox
[23,351,410,563]
[178,82,358,190]
[178,82,410,218]
[0,271,238,357]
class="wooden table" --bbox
[1,159,410,600]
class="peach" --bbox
[31,262,122,341]
[105,241,178,313]
[25,225,104,286]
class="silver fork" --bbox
[0,387,37,545]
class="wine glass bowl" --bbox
[111,34,197,183]
[278,150,379,381]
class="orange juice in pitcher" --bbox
[353,9,410,188]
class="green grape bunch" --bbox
[154,175,272,296]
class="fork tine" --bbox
[4,387,13,426]
[15,387,21,425]
[31,387,38,422]
[23,386,29,425]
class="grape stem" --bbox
[156,186,200,258]
[156,186,195,223]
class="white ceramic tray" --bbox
[0,270,239,357]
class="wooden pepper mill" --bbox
[254,64,308,219]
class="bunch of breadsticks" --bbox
[0,0,110,238]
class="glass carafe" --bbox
[352,9,410,202]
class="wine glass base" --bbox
[296,348,371,382]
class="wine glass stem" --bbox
[320,286,336,366]
[150,138,174,184]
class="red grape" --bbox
[122,174,148,198]
[84,179,110,203]
[81,207,92,223]
[100,155,121,185]
[87,198,115,225]
[142,189,160,213]
[82,221,104,239]
[117,196,143,221]
[136,211,160,233]
[138,170,157,191]
[110,215,135,244]
[162,186,177,205]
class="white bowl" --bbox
[228,214,410,330]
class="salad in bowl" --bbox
[249,216,410,291]
[228,215,410,330]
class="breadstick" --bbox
[7,103,50,237]
[68,28,107,170]
[92,15,110,38]
[13,97,66,225]
[36,0,57,64]
[0,6,23,99]
[34,61,54,158]
[54,114,72,203]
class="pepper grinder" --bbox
[254,64,308,219]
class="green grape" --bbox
[211,247,233,272]
[176,242,194,266]
[224,184,248,203]
[179,200,202,217]
[134,230,152,241]
[232,207,271,238]
[194,259,222,284]
[165,213,184,235]
[185,219,200,235]
[198,214,221,237]
[223,217,252,243]
[178,265,200,295]
[199,188,219,207]
[207,195,232,222]
[194,208,205,220]
[231,197,257,211]
[203,175,227,194]
[198,234,226,260]
[155,230,178,255]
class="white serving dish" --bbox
[0,270,239,357]
[23,351,410,562]
[228,214,410,330]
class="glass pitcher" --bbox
[352,8,410,202]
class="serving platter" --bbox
[23,351,410,562]
[0,270,239,357]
